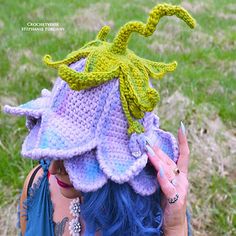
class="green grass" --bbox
[0,0,235,234]
[208,176,236,235]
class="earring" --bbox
[58,167,62,174]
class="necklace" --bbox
[69,197,82,236]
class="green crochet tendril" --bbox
[43,3,196,135]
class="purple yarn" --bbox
[4,58,179,196]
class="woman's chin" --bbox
[59,187,82,199]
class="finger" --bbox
[153,145,177,168]
[157,165,176,199]
[145,137,168,164]
[146,145,176,180]
[146,145,162,171]
[177,123,190,174]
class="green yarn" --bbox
[43,3,196,135]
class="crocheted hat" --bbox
[4,3,195,196]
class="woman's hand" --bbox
[146,122,190,236]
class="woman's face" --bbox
[49,160,82,199]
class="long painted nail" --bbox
[159,165,164,178]
[146,145,155,157]
[180,121,186,135]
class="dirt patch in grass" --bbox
[0,184,19,236]
[214,30,236,51]
[27,7,45,20]
[149,41,188,54]
[157,90,192,127]
[150,23,235,54]
[6,48,41,77]
[186,25,235,52]
[187,104,236,177]
[0,203,18,235]
[154,18,183,39]
[149,19,214,53]
[0,96,18,107]
[206,80,224,96]
[217,12,236,20]
[212,59,236,77]
[7,49,34,68]
[72,3,114,32]
[49,29,65,38]
[0,201,18,236]
[216,3,236,21]
[188,28,213,49]
[225,3,236,12]
[149,18,190,54]
[182,1,210,14]
[138,1,210,14]
[230,25,236,32]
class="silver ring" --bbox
[58,167,61,174]
[168,193,179,204]
[170,178,177,186]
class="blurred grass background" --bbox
[0,0,235,235]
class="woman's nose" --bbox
[49,160,67,175]
[49,160,59,175]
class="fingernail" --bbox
[146,145,155,157]
[180,121,186,135]
[159,165,164,178]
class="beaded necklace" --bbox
[68,197,82,236]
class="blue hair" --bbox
[81,180,163,236]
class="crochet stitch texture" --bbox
[4,3,195,196]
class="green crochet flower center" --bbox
[43,3,196,135]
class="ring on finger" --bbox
[173,167,180,175]
[168,193,179,204]
[170,178,177,186]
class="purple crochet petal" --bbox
[141,112,160,131]
[64,149,108,192]
[143,113,179,163]
[22,119,42,155]
[3,89,51,119]
[4,88,51,131]
[97,83,148,183]
[155,129,179,162]
[128,113,179,196]
[21,108,99,159]
[97,143,147,184]
[129,163,159,196]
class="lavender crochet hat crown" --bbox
[4,3,195,196]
